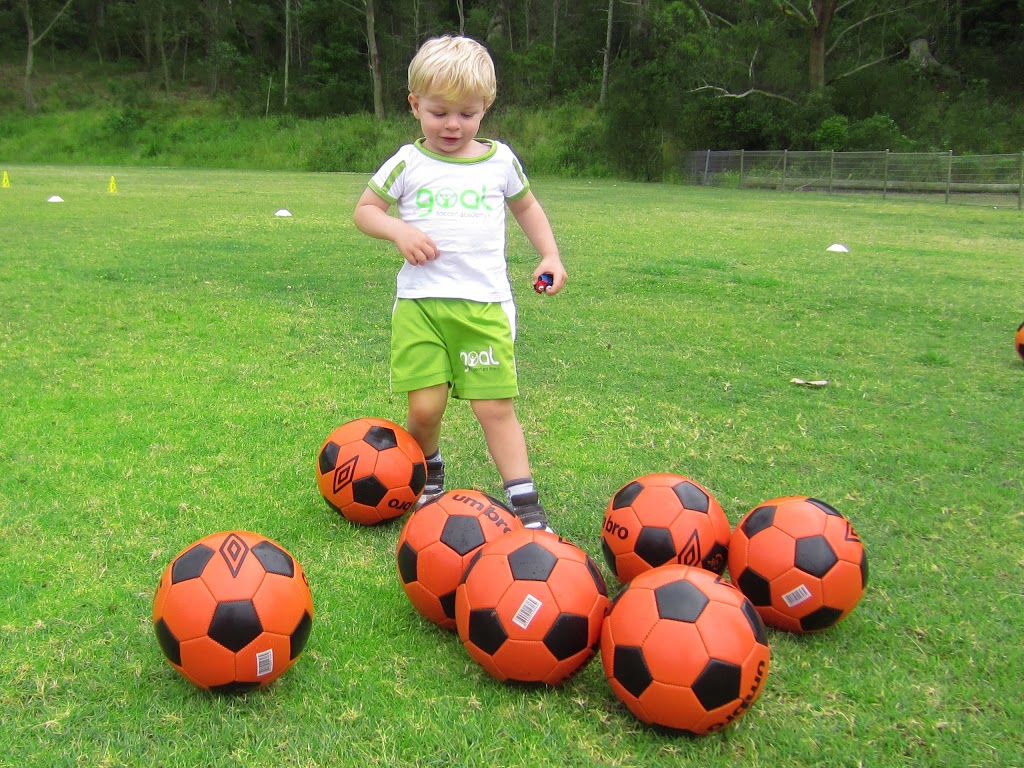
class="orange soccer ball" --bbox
[601,473,731,584]
[152,530,314,692]
[1015,321,1024,362]
[601,565,770,735]
[316,417,426,525]
[455,530,609,686]
[396,489,523,631]
[728,496,868,633]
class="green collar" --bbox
[414,137,497,163]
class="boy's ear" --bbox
[408,92,420,117]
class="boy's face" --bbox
[409,92,488,158]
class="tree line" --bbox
[6,0,1023,174]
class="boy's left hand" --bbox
[532,261,567,295]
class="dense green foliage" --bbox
[2,0,1023,178]
[0,78,610,177]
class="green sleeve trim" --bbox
[369,160,406,203]
[507,184,531,201]
[508,157,530,200]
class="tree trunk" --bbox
[23,1,36,112]
[951,0,962,52]
[600,0,613,108]
[157,2,171,91]
[93,0,105,64]
[365,0,384,119]
[284,0,290,107]
[630,0,650,42]
[20,0,76,112]
[486,0,509,47]
[808,0,836,91]
[552,0,560,60]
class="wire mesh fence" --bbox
[682,150,1024,209]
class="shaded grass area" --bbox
[1,165,1022,766]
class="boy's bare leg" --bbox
[406,384,449,457]
[472,398,551,531]
[470,398,530,482]
[408,384,449,504]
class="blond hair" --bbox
[408,36,496,109]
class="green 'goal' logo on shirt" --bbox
[415,186,494,217]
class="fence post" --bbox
[945,149,953,204]
[703,149,711,185]
[1018,151,1023,211]
[739,149,745,189]
[782,149,788,192]
[828,150,834,195]
[883,150,889,200]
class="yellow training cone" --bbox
[2,171,9,188]
[108,176,117,193]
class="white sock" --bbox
[504,478,537,505]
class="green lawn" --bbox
[1,165,1022,767]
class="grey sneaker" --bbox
[508,490,554,533]
[416,455,445,509]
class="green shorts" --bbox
[391,298,519,400]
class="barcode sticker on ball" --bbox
[256,649,274,677]
[782,584,813,607]
[512,594,543,629]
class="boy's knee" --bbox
[471,397,516,423]
[407,385,448,426]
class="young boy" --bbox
[353,35,566,532]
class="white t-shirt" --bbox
[367,138,531,303]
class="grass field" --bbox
[1,164,1022,767]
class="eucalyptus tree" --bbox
[18,0,75,111]
[683,0,941,98]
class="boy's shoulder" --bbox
[388,142,421,160]
[483,139,517,158]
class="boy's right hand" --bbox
[353,191,439,265]
[395,226,440,265]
